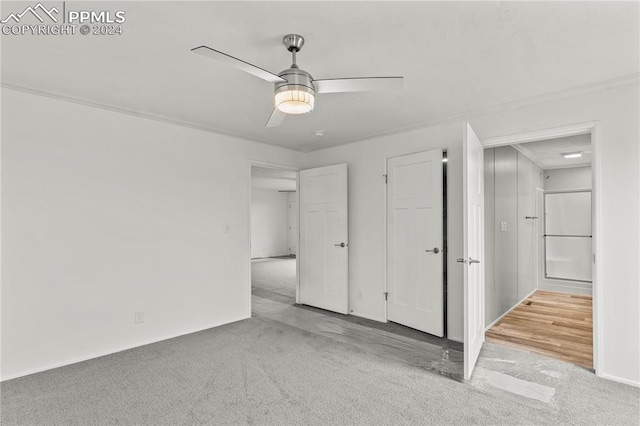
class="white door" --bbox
[299,164,349,314]
[387,150,444,336]
[288,199,298,255]
[463,122,485,380]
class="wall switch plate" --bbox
[134,311,145,324]
[500,221,508,232]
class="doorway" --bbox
[482,128,596,369]
[250,165,298,307]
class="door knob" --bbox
[469,258,481,264]
[425,247,440,254]
[334,242,346,248]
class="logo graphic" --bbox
[1,2,126,36]
[1,2,59,24]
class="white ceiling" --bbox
[514,134,592,170]
[2,1,638,152]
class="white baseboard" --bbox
[597,372,640,388]
[538,280,592,295]
[485,288,538,331]
[448,336,463,344]
[0,315,250,382]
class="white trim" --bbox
[383,156,389,321]
[590,123,604,375]
[308,74,638,153]
[511,143,541,168]
[249,160,300,173]
[538,281,591,295]
[480,121,602,376]
[485,288,537,331]
[540,163,592,171]
[295,174,301,305]
[1,83,265,146]
[598,373,640,388]
[483,122,595,148]
[0,316,249,382]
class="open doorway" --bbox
[250,165,298,307]
[483,132,594,369]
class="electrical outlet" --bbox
[500,221,508,232]
[224,224,231,233]
[134,311,144,324]
[357,291,363,300]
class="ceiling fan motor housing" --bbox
[276,67,315,93]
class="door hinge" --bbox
[383,174,388,184]
[384,291,388,301]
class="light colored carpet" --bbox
[1,259,638,424]
[251,257,297,303]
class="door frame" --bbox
[481,121,602,375]
[248,160,300,318]
[288,199,298,256]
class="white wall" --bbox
[306,81,639,385]
[544,166,592,190]
[492,146,519,320]
[484,146,542,326]
[0,88,304,380]
[251,188,290,258]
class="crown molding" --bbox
[511,143,543,168]
[307,73,639,152]
[3,72,638,154]
[0,82,278,148]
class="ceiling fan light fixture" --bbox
[275,84,315,114]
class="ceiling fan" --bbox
[191,34,404,127]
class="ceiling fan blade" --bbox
[191,46,286,84]
[265,108,287,128]
[313,77,403,94]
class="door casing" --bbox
[481,121,602,375]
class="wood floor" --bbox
[486,290,593,368]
